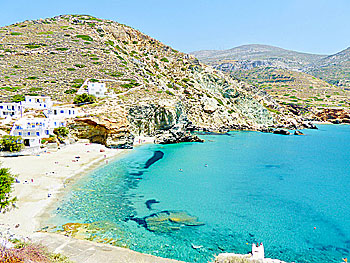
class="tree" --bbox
[53,127,69,137]
[73,94,96,105]
[0,135,24,152]
[0,166,17,213]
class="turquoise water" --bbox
[50,125,350,262]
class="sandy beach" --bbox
[0,141,128,239]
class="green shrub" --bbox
[214,97,224,105]
[64,89,77,94]
[12,94,25,102]
[25,44,45,49]
[38,31,53,35]
[76,34,93,41]
[73,78,84,83]
[1,86,21,92]
[160,57,169,62]
[0,167,17,212]
[0,135,24,152]
[29,87,42,92]
[10,32,22,35]
[56,47,69,51]
[74,64,86,68]
[105,40,114,46]
[67,68,76,71]
[27,76,38,80]
[73,94,96,105]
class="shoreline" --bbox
[0,141,129,239]
[0,137,185,262]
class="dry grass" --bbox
[0,241,72,263]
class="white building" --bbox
[45,107,79,118]
[0,103,23,118]
[87,82,107,97]
[10,117,66,147]
[22,96,53,109]
[252,243,264,260]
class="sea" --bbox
[47,124,350,263]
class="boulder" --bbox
[294,130,304,135]
[273,129,290,135]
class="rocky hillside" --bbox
[0,15,312,148]
[305,47,350,87]
[233,67,350,109]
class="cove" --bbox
[47,124,350,263]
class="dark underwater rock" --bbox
[129,210,204,233]
[144,151,164,168]
[145,199,160,210]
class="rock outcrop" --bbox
[315,108,350,124]
[68,117,134,149]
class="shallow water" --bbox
[48,125,350,262]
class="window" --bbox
[0,106,3,109]
[54,110,57,115]
[36,132,40,136]
[45,130,49,135]
[27,132,31,136]
[19,132,22,136]
[60,110,64,114]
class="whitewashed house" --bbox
[0,103,23,118]
[87,82,107,97]
[10,117,66,147]
[45,107,79,118]
[22,96,53,109]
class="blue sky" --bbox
[0,0,349,55]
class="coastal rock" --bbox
[294,130,304,135]
[302,121,318,129]
[315,108,350,123]
[155,128,204,144]
[273,129,290,135]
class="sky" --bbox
[0,0,349,55]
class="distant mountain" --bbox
[191,44,327,70]
[305,47,350,87]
